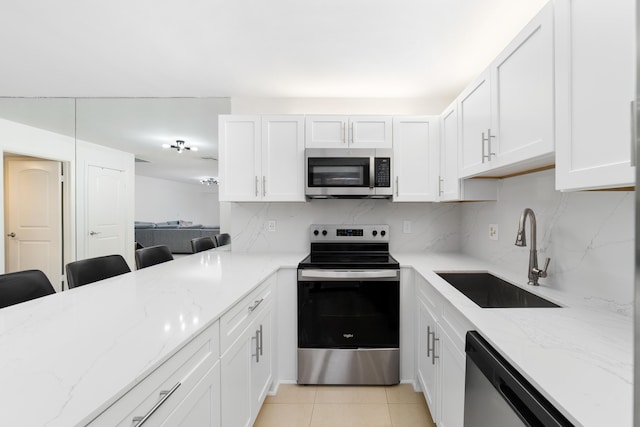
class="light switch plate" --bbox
[403,220,412,234]
[268,220,276,232]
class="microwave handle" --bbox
[369,156,375,189]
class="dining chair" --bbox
[215,233,231,247]
[66,254,132,289]
[191,236,217,253]
[135,245,174,269]
[0,269,55,308]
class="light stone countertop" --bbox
[394,252,633,427]
[0,250,632,427]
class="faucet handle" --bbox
[536,257,551,278]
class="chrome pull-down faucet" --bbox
[514,208,550,286]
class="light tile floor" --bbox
[254,384,436,427]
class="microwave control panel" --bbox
[374,158,391,187]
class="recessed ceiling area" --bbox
[0,0,548,99]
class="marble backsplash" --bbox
[460,169,634,316]
[229,199,461,254]
[230,169,634,316]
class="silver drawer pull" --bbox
[132,382,181,426]
[248,298,264,313]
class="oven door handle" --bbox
[299,269,399,279]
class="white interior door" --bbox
[5,159,62,291]
[86,165,126,259]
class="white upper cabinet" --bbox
[393,116,439,202]
[458,70,492,177]
[490,2,554,171]
[261,116,305,201]
[305,115,392,148]
[440,102,497,202]
[219,115,262,202]
[555,0,635,190]
[219,115,305,202]
[458,2,555,178]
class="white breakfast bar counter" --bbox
[0,250,633,426]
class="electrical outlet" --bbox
[403,220,412,234]
[268,220,276,232]
[489,224,499,241]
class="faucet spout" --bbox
[514,208,549,286]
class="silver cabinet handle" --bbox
[350,123,354,144]
[132,382,181,426]
[395,176,399,197]
[252,329,260,363]
[255,176,259,197]
[431,333,440,365]
[426,326,432,357]
[89,231,101,236]
[262,176,266,197]
[482,129,496,163]
[6,232,15,238]
[342,122,346,144]
[631,100,637,167]
[438,176,444,196]
[258,323,263,357]
[248,298,264,313]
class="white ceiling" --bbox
[0,0,548,182]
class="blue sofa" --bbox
[135,221,221,254]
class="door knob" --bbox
[89,231,101,236]
[6,232,15,238]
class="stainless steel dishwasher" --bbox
[464,331,574,427]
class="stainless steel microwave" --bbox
[305,148,393,198]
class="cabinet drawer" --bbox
[220,274,276,354]
[415,275,440,311]
[439,301,473,354]
[89,321,220,426]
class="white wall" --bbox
[135,175,220,226]
[459,169,634,316]
[230,199,461,254]
[230,97,448,115]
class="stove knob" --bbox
[313,229,319,236]
[372,230,378,236]
[381,230,386,237]
[322,230,327,236]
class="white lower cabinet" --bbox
[415,275,470,427]
[88,321,221,427]
[220,275,276,427]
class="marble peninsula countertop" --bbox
[0,250,632,426]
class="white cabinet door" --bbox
[219,115,262,201]
[393,116,439,202]
[250,303,274,424]
[439,104,460,201]
[262,116,305,201]
[555,0,635,190]
[161,362,221,427]
[438,329,465,427]
[416,297,439,421]
[305,116,348,148]
[491,2,555,171]
[458,70,492,178]
[350,116,392,148]
[220,329,252,427]
[305,116,391,148]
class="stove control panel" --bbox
[310,224,390,242]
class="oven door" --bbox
[297,269,400,349]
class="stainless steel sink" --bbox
[436,272,560,308]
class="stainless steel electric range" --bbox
[297,224,400,385]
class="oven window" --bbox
[307,157,370,187]
[298,281,400,348]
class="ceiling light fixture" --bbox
[162,140,198,153]
[200,177,219,185]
